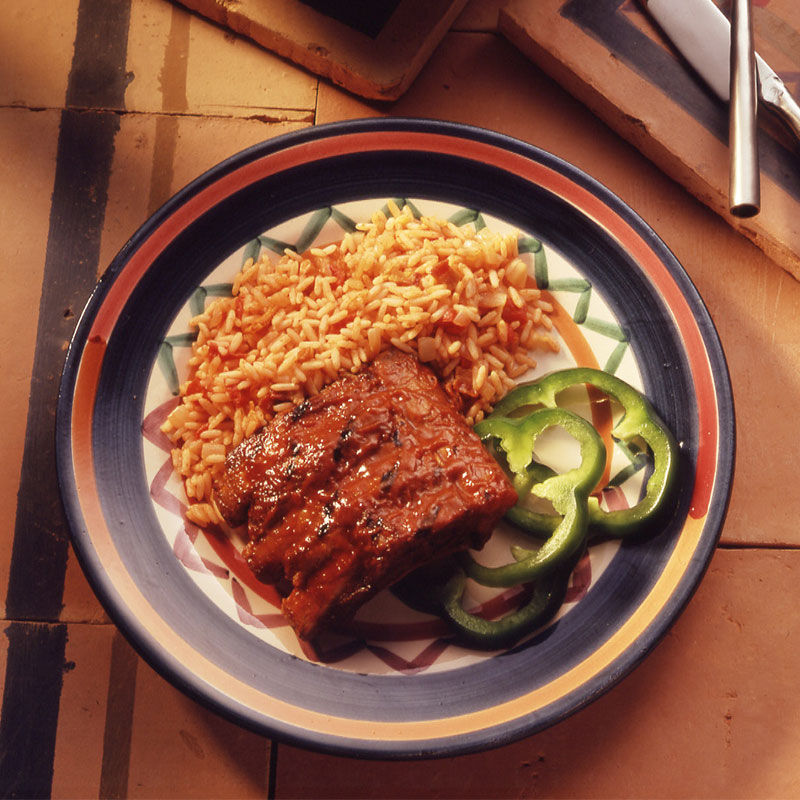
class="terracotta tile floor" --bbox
[2,1,799,796]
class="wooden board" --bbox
[172,0,468,101]
[499,0,800,282]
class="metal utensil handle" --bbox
[729,0,760,217]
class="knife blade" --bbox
[643,0,800,145]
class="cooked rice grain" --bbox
[162,205,559,526]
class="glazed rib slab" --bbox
[214,349,517,640]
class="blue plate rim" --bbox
[55,117,735,758]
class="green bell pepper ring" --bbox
[466,406,606,588]
[491,367,679,539]
[440,561,573,650]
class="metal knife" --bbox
[643,0,800,145]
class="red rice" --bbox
[161,202,558,526]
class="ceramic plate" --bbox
[57,119,734,758]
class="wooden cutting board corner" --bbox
[172,0,469,101]
[499,0,800,282]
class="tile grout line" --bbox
[99,630,139,800]
[0,103,317,122]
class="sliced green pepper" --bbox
[440,560,573,650]
[492,367,679,539]
[466,407,606,587]
[394,368,679,652]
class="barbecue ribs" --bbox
[213,349,517,640]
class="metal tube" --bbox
[729,0,760,217]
